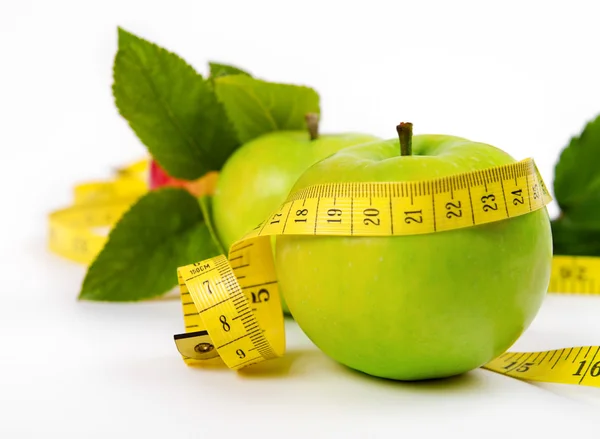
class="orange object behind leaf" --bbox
[149,160,218,197]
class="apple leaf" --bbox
[209,62,252,78]
[117,26,138,49]
[198,195,226,255]
[554,114,600,229]
[79,188,220,301]
[213,74,320,143]
[113,27,239,180]
[551,217,600,256]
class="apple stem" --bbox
[397,122,413,156]
[306,113,319,141]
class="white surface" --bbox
[3,0,600,437]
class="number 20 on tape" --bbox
[173,158,600,388]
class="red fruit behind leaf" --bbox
[149,160,218,197]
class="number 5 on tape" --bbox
[173,237,285,369]
[171,157,600,389]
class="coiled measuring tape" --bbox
[48,160,218,264]
[48,160,149,264]
[47,157,600,386]
[173,157,600,387]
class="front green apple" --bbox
[275,125,552,380]
[212,117,379,313]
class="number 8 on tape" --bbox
[174,237,285,369]
[173,158,600,388]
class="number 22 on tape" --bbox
[173,157,600,388]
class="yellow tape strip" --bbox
[44,157,600,387]
[48,160,148,264]
[550,255,600,295]
[482,347,600,386]
[171,157,600,388]
[48,198,141,264]
[176,243,285,369]
[242,158,549,239]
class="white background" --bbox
[3,0,600,437]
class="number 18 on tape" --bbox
[173,157,600,388]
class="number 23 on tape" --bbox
[172,158,600,388]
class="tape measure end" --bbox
[174,331,220,360]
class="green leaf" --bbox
[213,75,320,143]
[79,188,220,301]
[198,195,226,255]
[551,217,600,256]
[209,62,251,79]
[117,26,139,49]
[554,113,600,229]
[113,28,240,180]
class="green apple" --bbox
[212,115,380,313]
[275,123,552,380]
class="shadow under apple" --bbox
[332,360,487,393]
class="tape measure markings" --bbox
[483,346,600,387]
[43,157,600,387]
[173,158,557,378]
[48,198,142,264]
[549,256,600,295]
[497,169,510,218]
[245,158,549,242]
[49,159,149,263]
[171,157,600,388]
[177,246,284,370]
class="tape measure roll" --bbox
[172,157,600,388]
[48,160,149,264]
[44,156,600,387]
[176,241,285,369]
[49,197,143,264]
[49,157,600,298]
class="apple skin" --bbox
[275,135,552,380]
[212,130,380,313]
[213,131,381,248]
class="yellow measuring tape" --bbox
[48,160,149,264]
[172,157,600,387]
[48,160,221,264]
[47,157,600,387]
[549,256,600,295]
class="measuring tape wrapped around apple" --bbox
[49,124,600,387]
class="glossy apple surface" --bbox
[275,134,552,380]
[212,130,379,312]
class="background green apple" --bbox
[275,129,552,380]
[212,119,379,313]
